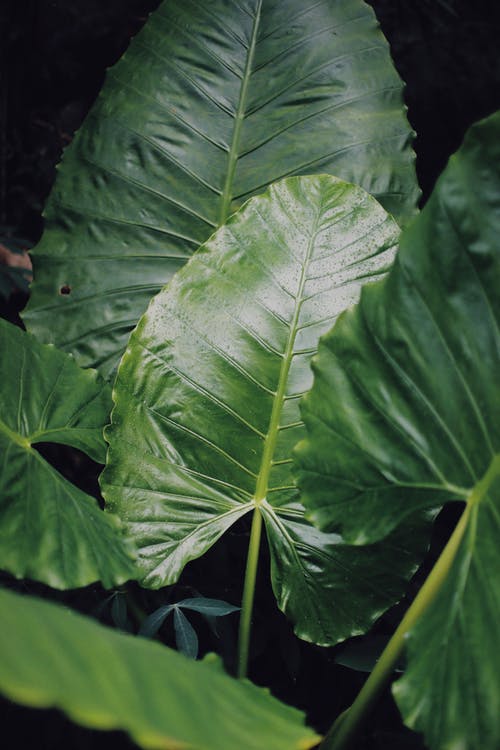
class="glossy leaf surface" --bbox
[297,113,500,749]
[23,0,419,378]
[0,588,319,750]
[103,175,427,646]
[0,320,136,589]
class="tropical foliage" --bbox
[22,0,418,377]
[297,111,500,750]
[0,2,498,750]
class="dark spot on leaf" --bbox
[59,284,72,295]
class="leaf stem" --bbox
[237,506,263,678]
[320,501,473,750]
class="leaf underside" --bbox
[23,0,419,378]
[297,112,500,749]
[0,319,136,589]
[102,175,428,646]
[0,588,319,750]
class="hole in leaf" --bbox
[59,284,72,295]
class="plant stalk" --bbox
[237,506,263,679]
[320,501,473,750]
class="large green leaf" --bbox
[0,587,319,750]
[22,0,419,378]
[102,175,428,646]
[0,320,136,589]
[296,113,500,749]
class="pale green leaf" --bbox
[0,587,320,750]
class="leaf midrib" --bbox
[217,0,263,225]
[253,211,319,505]
[467,453,500,509]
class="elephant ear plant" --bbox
[101,174,428,676]
[0,320,135,589]
[0,0,498,748]
[1,114,499,749]
[297,111,500,750]
[22,0,419,377]
[0,172,424,750]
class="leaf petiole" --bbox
[323,454,500,748]
[321,499,474,750]
[237,506,263,679]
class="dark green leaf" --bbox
[178,597,240,617]
[393,464,500,750]
[173,607,199,659]
[23,0,419,378]
[297,112,500,749]
[0,588,320,750]
[103,175,428,646]
[0,320,136,589]
[138,605,173,638]
[111,593,130,631]
[334,635,401,673]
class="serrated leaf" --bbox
[0,587,320,750]
[102,174,428,646]
[23,0,419,378]
[297,112,500,749]
[173,607,199,659]
[0,320,136,589]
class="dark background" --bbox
[1,1,500,748]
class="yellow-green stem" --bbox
[321,500,473,750]
[237,506,263,678]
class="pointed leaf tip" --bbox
[103,174,428,646]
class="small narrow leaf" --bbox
[0,588,320,750]
[138,605,173,638]
[103,175,429,646]
[111,594,129,631]
[178,598,240,617]
[173,607,199,659]
[0,320,136,589]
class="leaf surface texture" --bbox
[103,175,427,645]
[297,112,500,749]
[0,320,136,589]
[0,588,319,750]
[23,0,419,377]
